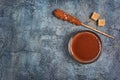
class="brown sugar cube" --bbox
[98,19,105,27]
[91,12,100,21]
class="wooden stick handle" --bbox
[81,23,114,39]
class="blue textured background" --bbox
[0,0,120,80]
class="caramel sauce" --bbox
[69,31,101,63]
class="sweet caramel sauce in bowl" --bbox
[68,30,102,64]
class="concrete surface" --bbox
[0,0,120,80]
